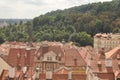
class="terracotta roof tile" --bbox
[36,43,65,63]
[89,45,120,80]
[105,45,120,59]
[79,46,96,63]
[64,47,86,67]
[54,67,69,74]
[7,48,36,67]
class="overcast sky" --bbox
[0,0,112,19]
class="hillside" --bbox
[0,0,120,46]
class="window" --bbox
[47,56,52,61]
[37,56,40,60]
[58,57,61,61]
[117,78,120,80]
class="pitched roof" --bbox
[89,46,120,80]
[105,45,120,59]
[64,47,86,67]
[54,66,69,74]
[35,43,65,63]
[7,48,36,67]
[78,46,96,63]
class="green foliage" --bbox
[70,32,93,46]
[0,0,120,46]
[0,36,4,44]
[78,32,93,46]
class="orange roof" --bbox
[114,70,120,77]
[64,47,86,67]
[7,48,36,67]
[54,67,69,74]
[79,46,96,63]
[89,46,120,80]
[105,45,120,59]
[36,43,65,63]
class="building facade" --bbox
[94,33,120,53]
[34,42,87,80]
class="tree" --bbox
[0,36,4,44]
[41,33,52,41]
[78,32,93,46]
[95,19,103,33]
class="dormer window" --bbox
[37,56,40,60]
[58,57,61,61]
[105,59,112,67]
[47,56,52,61]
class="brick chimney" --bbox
[74,58,77,66]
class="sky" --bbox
[0,0,112,19]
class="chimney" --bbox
[68,70,72,80]
[97,61,102,67]
[97,61,102,71]
[74,58,77,66]
[100,48,105,55]
[99,48,105,59]
[42,44,49,54]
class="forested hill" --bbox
[0,0,120,46]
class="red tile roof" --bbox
[78,46,96,63]
[89,45,120,80]
[7,48,36,67]
[64,47,86,67]
[36,43,65,63]
[97,73,115,80]
[105,45,120,59]
[54,66,69,74]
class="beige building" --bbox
[94,33,120,53]
[34,43,65,73]
[0,56,11,76]
[34,42,87,80]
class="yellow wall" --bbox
[72,67,86,74]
